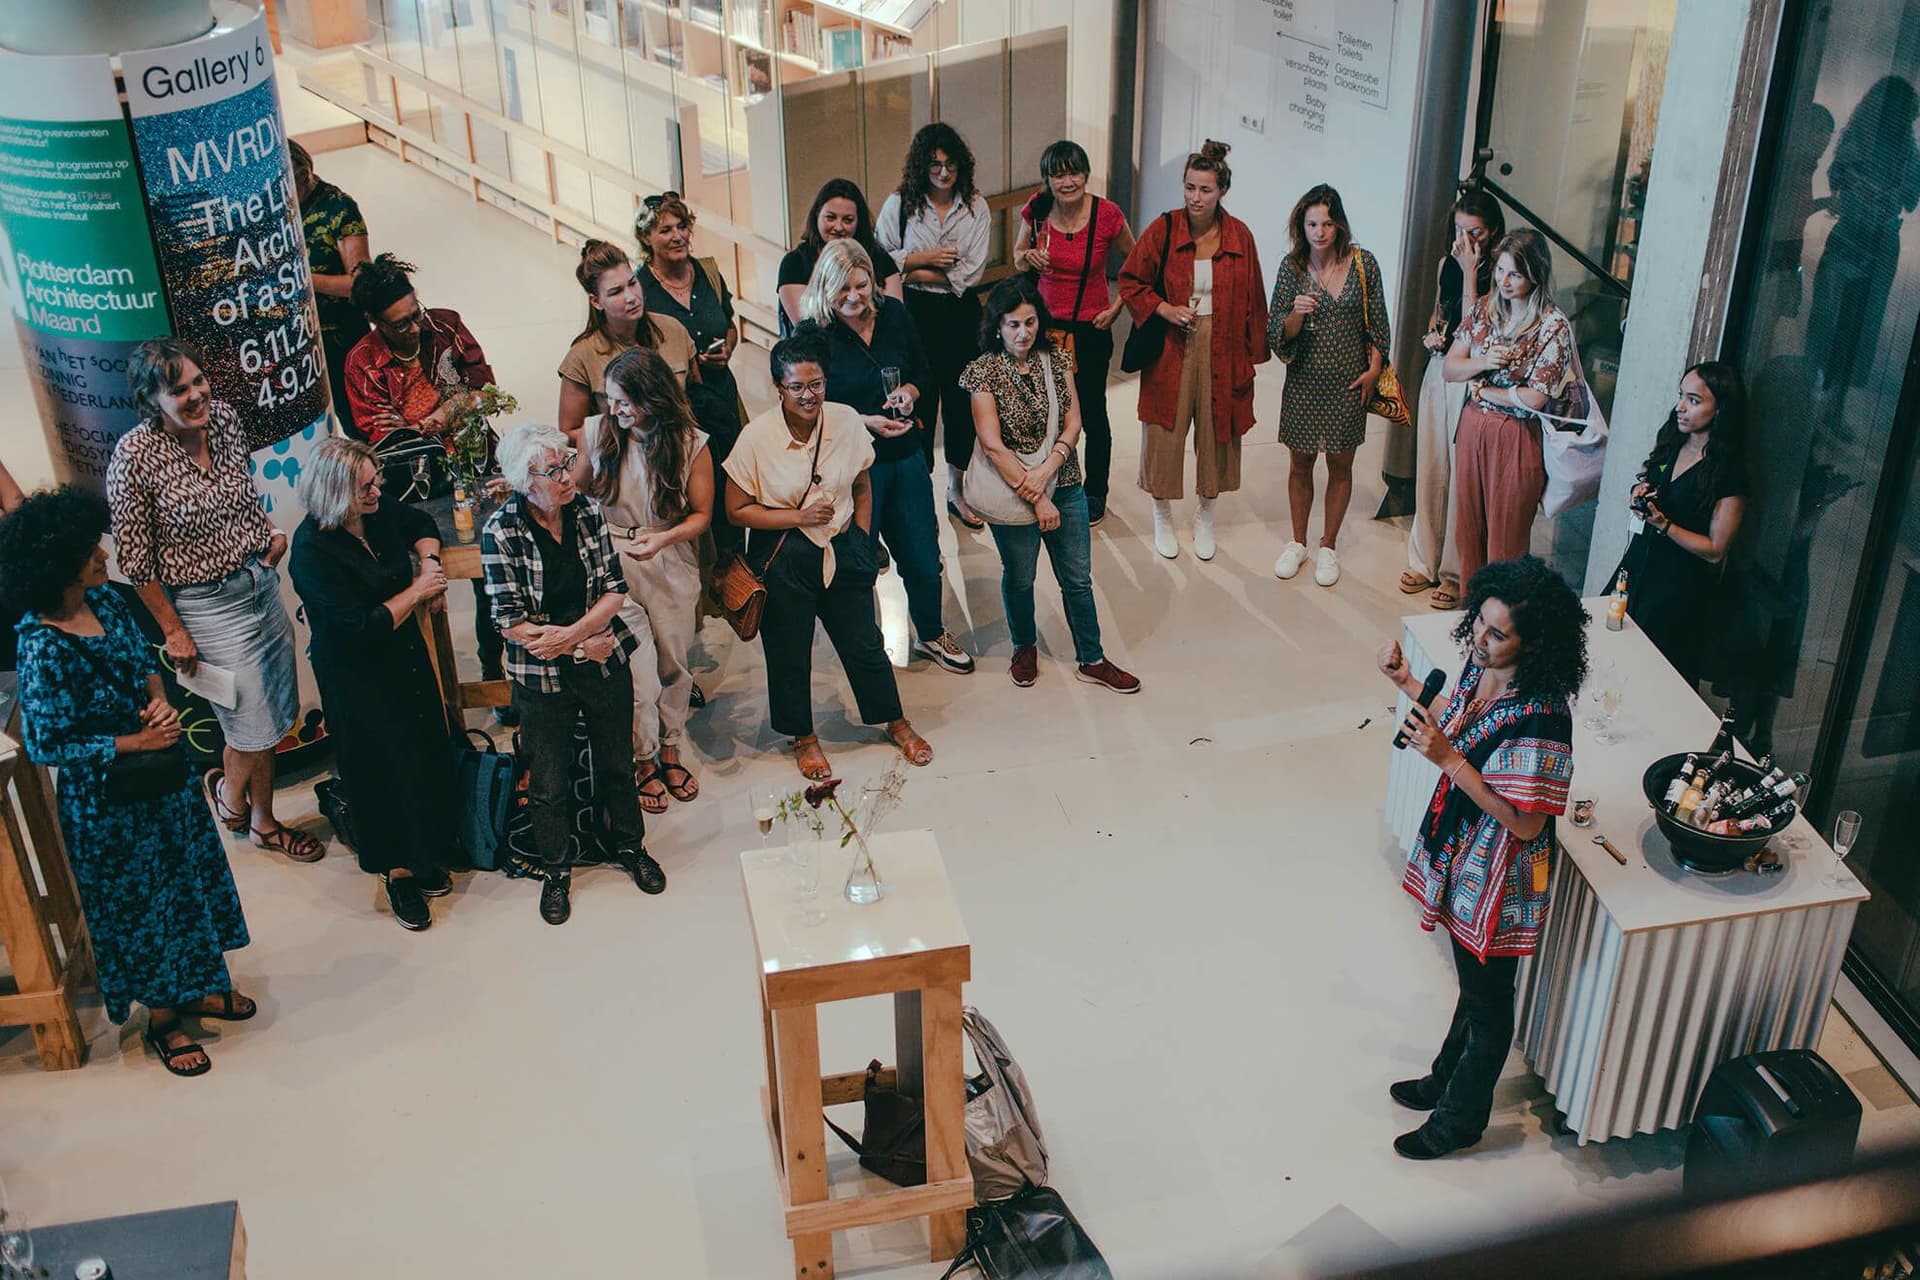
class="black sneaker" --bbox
[688,682,707,709]
[621,848,668,895]
[539,872,572,925]
[1087,497,1107,526]
[383,874,432,932]
[414,867,453,897]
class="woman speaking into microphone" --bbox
[1376,556,1586,1160]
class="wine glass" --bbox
[1302,277,1327,333]
[1594,676,1627,745]
[746,787,786,864]
[0,1191,32,1280]
[880,365,903,417]
[1825,810,1861,889]
[1582,657,1619,732]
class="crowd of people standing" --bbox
[2,123,1755,1172]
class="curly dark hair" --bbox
[348,252,418,319]
[0,485,110,616]
[1639,360,1748,501]
[1449,556,1590,705]
[977,275,1057,354]
[898,123,977,222]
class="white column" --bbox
[1583,0,1758,594]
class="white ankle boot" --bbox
[1193,497,1216,561]
[1151,499,1179,559]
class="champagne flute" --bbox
[881,365,903,417]
[1825,810,1861,888]
[1583,658,1618,731]
[1594,673,1628,746]
[790,836,827,926]
[0,1187,31,1280]
[747,787,785,862]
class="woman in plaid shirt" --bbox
[482,423,666,926]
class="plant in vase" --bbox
[779,762,909,904]
[446,383,518,542]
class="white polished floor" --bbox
[3,139,1917,1279]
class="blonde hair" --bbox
[800,238,877,327]
[298,437,379,530]
[1487,229,1557,340]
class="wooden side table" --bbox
[740,829,973,1280]
[0,712,91,1070]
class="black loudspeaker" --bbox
[1684,1049,1861,1200]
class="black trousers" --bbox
[1416,937,1521,1144]
[1061,321,1115,506]
[513,657,645,868]
[905,289,982,471]
[756,529,902,738]
[322,328,364,440]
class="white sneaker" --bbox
[1315,546,1340,586]
[1274,541,1308,579]
[1193,499,1216,561]
[1151,499,1179,560]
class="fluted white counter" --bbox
[1385,603,1868,1145]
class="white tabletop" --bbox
[1401,602,1868,935]
[739,828,970,976]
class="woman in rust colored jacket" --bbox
[1119,139,1270,562]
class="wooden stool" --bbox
[740,829,972,1280]
[0,716,91,1070]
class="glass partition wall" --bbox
[345,0,1065,334]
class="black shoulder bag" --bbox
[49,629,189,804]
[1119,211,1175,374]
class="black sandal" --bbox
[635,764,670,815]
[186,991,256,1022]
[143,1017,211,1078]
[659,760,699,803]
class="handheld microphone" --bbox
[1393,668,1448,749]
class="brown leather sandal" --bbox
[252,823,325,863]
[659,760,699,803]
[793,735,832,780]
[887,720,934,767]
[203,769,248,833]
[635,764,671,815]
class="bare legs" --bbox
[1287,447,1358,549]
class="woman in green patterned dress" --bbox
[1267,184,1390,588]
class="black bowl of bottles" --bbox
[1640,752,1788,874]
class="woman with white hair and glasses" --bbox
[289,438,461,932]
[482,422,663,925]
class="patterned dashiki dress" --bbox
[15,588,249,1023]
[1403,661,1573,961]
[1267,246,1392,453]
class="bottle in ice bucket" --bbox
[1662,753,1698,814]
[1606,569,1629,631]
[452,484,476,543]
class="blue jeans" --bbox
[865,452,947,642]
[986,484,1103,665]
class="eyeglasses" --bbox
[779,379,826,396]
[356,474,384,497]
[928,160,956,174]
[531,451,579,480]
[381,305,426,332]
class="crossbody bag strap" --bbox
[45,625,143,736]
[1155,209,1173,301]
[756,416,826,570]
[1040,351,1061,452]
[1065,195,1100,321]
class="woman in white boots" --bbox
[1119,140,1269,561]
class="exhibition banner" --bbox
[123,5,328,452]
[0,50,170,489]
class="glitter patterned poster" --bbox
[122,5,327,453]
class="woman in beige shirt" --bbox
[722,331,933,780]
[557,239,698,446]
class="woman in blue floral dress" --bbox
[3,487,253,1077]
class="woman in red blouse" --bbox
[1119,140,1269,562]
[1380,556,1585,1159]
[1013,140,1136,525]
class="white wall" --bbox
[953,0,1119,191]
[1138,0,1427,308]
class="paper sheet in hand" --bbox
[176,661,238,710]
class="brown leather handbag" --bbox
[713,420,821,640]
[713,535,786,641]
